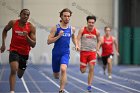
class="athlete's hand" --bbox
[97,50,101,57]
[116,52,119,56]
[75,46,80,51]
[0,45,6,53]
[58,30,64,37]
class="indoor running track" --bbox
[0,64,140,93]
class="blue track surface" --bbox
[0,64,140,93]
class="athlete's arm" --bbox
[24,23,36,48]
[96,36,103,57]
[71,27,77,46]
[0,20,14,53]
[96,29,100,43]
[47,26,63,45]
[113,37,119,56]
[76,28,84,51]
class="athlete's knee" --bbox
[80,68,86,73]
[61,67,66,73]
[17,69,25,78]
[53,72,59,79]
[10,67,17,75]
[61,64,67,73]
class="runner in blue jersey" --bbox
[47,8,78,93]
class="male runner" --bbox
[97,26,119,79]
[77,15,100,92]
[47,8,77,93]
[0,9,36,93]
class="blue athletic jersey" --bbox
[52,24,72,72]
[52,24,72,54]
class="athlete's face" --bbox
[61,12,71,24]
[105,27,111,36]
[87,19,95,30]
[20,10,30,23]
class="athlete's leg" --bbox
[102,56,108,75]
[52,53,61,79]
[17,55,28,78]
[88,63,94,86]
[59,54,69,92]
[80,65,86,73]
[17,69,25,78]
[80,51,87,73]
[107,55,113,79]
[9,51,19,92]
[87,52,96,92]
[9,61,18,92]
[60,64,67,91]
[53,72,60,79]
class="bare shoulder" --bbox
[79,27,84,32]
[29,22,35,29]
[51,25,57,32]
[8,20,16,26]
[71,26,76,30]
[95,28,100,35]
[112,36,116,41]
[71,26,76,33]
[100,36,104,40]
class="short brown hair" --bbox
[59,8,72,17]
[104,26,111,30]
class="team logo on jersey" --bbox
[105,41,112,45]
[62,33,71,37]
[15,31,24,36]
[85,34,96,39]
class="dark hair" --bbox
[20,9,30,15]
[59,8,72,17]
[86,15,96,22]
[104,26,111,30]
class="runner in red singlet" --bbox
[0,9,36,93]
[97,26,119,80]
[77,15,100,92]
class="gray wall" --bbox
[0,0,117,65]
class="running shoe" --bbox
[59,90,64,93]
[87,86,92,92]
[108,75,112,80]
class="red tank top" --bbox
[81,27,97,51]
[10,20,31,55]
[102,36,113,56]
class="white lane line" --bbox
[41,72,69,93]
[21,77,30,93]
[112,74,140,84]
[95,76,140,93]
[68,81,86,92]
[27,71,43,93]
[113,86,133,93]
[67,74,108,93]
[120,68,140,72]
[120,71,140,77]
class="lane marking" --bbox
[67,74,108,93]
[120,72,140,77]
[120,68,140,72]
[95,76,140,93]
[112,74,140,84]
[21,77,30,93]
[41,72,69,93]
[27,71,43,93]
[68,81,86,92]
